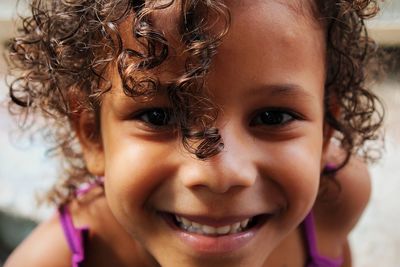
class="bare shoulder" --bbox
[315,143,372,236]
[5,188,145,267]
[4,213,71,267]
[310,143,371,264]
[4,188,109,267]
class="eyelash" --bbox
[133,108,175,129]
[132,108,301,130]
[249,109,301,127]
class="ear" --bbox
[321,122,335,169]
[322,121,335,151]
[321,94,340,168]
[74,110,105,176]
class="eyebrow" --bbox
[252,84,318,101]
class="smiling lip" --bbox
[175,214,254,227]
[161,212,270,255]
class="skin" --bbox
[92,1,325,266]
[4,1,371,267]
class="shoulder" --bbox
[4,187,107,267]
[315,143,371,237]
[67,189,147,266]
[4,213,71,267]
[310,144,371,264]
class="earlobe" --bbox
[75,110,105,176]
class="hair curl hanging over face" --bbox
[8,0,384,203]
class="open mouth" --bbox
[163,213,269,237]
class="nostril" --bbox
[179,151,258,193]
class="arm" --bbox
[315,143,372,265]
[4,213,71,267]
[316,151,372,234]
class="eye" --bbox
[250,109,296,126]
[136,108,174,127]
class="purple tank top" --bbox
[59,205,88,267]
[58,177,103,267]
[303,212,344,267]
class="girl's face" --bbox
[83,1,326,266]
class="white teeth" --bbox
[181,217,191,227]
[175,215,254,236]
[191,222,201,228]
[187,226,197,233]
[216,225,231,234]
[202,225,217,235]
[240,218,250,228]
[230,222,241,234]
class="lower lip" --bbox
[163,215,262,255]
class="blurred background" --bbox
[0,0,399,266]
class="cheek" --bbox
[101,132,177,223]
[265,136,323,220]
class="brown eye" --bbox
[251,110,295,126]
[138,108,173,127]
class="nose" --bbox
[180,126,258,194]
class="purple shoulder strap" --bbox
[59,205,89,267]
[58,177,103,267]
[75,176,105,197]
[302,212,344,267]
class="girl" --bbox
[5,0,383,266]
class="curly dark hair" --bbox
[7,0,384,204]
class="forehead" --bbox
[110,0,325,101]
[206,0,326,97]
